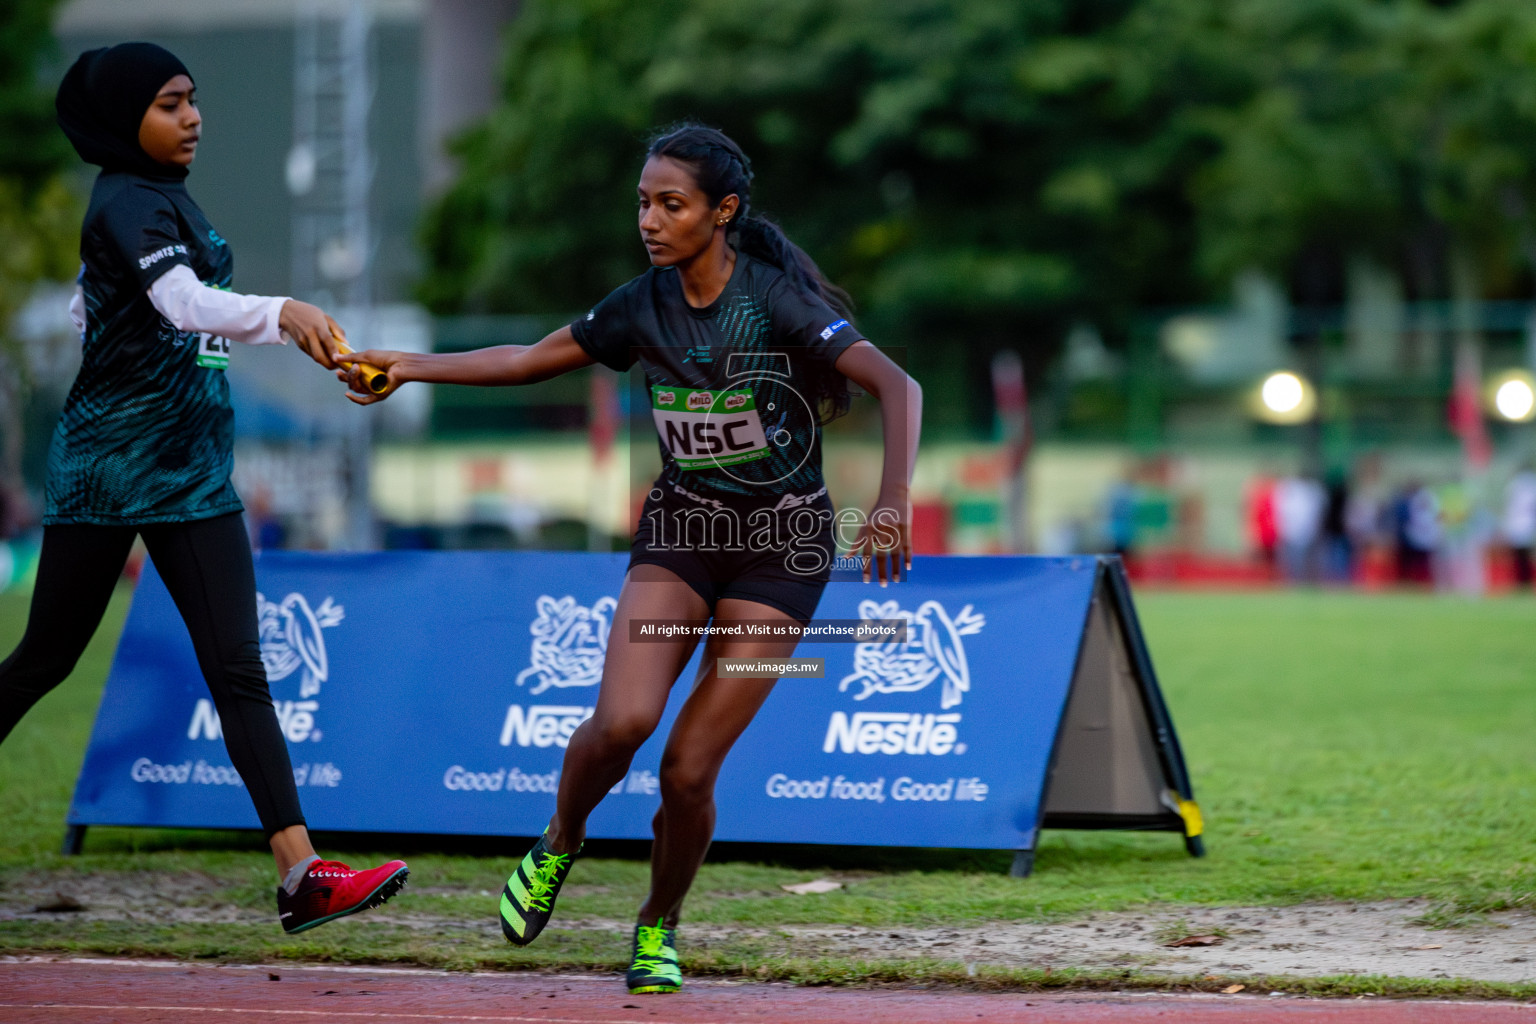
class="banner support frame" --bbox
[1100,556,1205,857]
[61,824,86,856]
[1018,556,1205,877]
[1015,558,1108,877]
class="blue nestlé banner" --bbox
[70,553,1101,852]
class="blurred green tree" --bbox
[0,0,78,516]
[419,0,1213,425]
[419,0,1536,424]
[1181,0,1536,304]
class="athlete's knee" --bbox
[211,644,273,705]
[0,645,80,699]
[584,710,660,757]
[658,755,719,809]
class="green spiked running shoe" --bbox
[626,919,681,994]
[499,833,578,946]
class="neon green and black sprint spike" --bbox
[626,919,681,994]
[498,833,577,946]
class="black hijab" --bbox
[56,42,194,181]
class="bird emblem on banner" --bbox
[257,592,345,699]
[839,599,986,709]
[517,595,618,695]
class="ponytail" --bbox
[734,215,853,320]
[646,122,853,421]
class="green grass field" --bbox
[1,586,1533,990]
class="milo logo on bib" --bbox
[651,385,771,471]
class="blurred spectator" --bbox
[1244,473,1278,574]
[1345,454,1388,566]
[245,485,286,553]
[1320,470,1352,583]
[1105,478,1138,557]
[1501,465,1536,589]
[1131,457,1175,549]
[1275,474,1325,582]
[1393,482,1439,585]
[1436,480,1491,596]
[0,479,34,540]
[1040,516,1088,557]
[1175,490,1205,554]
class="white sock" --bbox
[282,855,321,895]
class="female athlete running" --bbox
[0,42,408,933]
[339,123,921,992]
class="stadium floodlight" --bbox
[1251,370,1316,424]
[1262,372,1304,412]
[1486,369,1536,423]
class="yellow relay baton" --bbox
[334,339,390,394]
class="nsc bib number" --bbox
[651,386,770,471]
[196,331,230,370]
[194,279,232,369]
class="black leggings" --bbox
[0,513,305,837]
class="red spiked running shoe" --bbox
[277,858,409,934]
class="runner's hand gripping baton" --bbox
[334,340,390,394]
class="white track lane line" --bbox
[0,957,620,981]
[0,1005,693,1024]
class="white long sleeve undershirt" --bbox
[69,267,291,346]
[68,266,291,346]
[147,264,290,345]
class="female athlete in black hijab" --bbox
[0,42,408,933]
[340,123,922,993]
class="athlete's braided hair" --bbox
[647,123,853,422]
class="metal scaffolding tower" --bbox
[287,0,377,549]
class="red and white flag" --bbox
[588,369,618,466]
[1448,339,1491,469]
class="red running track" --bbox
[0,959,1531,1024]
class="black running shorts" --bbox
[629,482,835,624]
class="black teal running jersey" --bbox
[570,254,863,501]
[44,171,241,526]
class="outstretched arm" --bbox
[336,325,597,404]
[834,340,923,584]
[146,263,346,369]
